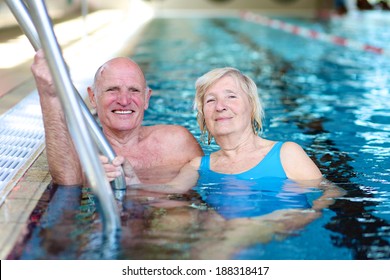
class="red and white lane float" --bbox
[240,11,389,57]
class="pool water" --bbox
[9,13,390,260]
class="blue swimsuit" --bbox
[194,142,311,219]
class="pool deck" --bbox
[0,7,152,259]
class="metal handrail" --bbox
[16,0,121,235]
[5,0,126,191]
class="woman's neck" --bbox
[216,130,260,158]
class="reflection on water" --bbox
[9,14,390,259]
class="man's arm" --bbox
[31,50,83,185]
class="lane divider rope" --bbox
[240,11,388,57]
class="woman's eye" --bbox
[205,99,215,103]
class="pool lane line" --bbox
[240,11,389,57]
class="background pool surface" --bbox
[10,13,390,260]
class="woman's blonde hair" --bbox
[194,67,264,144]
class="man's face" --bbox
[88,58,151,135]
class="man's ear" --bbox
[144,87,152,110]
[87,86,97,108]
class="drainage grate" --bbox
[0,92,45,197]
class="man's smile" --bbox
[112,109,134,114]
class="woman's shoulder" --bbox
[279,141,323,180]
[261,139,306,159]
[258,138,280,153]
[261,139,299,149]
[280,141,306,155]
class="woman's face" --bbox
[202,75,253,139]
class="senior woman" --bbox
[194,67,322,181]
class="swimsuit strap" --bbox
[199,155,211,171]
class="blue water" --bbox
[10,13,390,260]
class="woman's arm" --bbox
[280,142,345,209]
[310,178,346,211]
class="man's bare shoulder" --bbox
[143,124,194,139]
[142,124,203,156]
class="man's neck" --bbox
[103,125,144,148]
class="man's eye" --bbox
[129,87,141,93]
